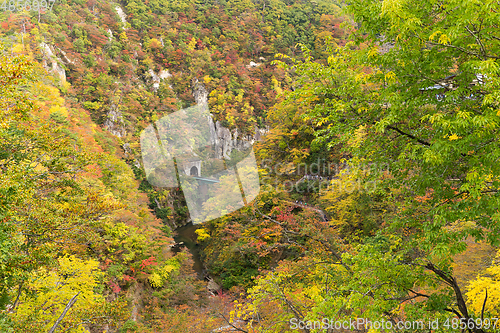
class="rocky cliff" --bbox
[40,42,67,83]
[192,78,267,160]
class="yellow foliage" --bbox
[438,33,450,44]
[107,222,131,238]
[385,71,396,83]
[14,256,104,332]
[149,272,164,288]
[349,125,367,148]
[49,104,69,117]
[271,76,282,95]
[466,250,500,316]
[145,38,161,49]
[148,258,181,288]
[187,37,197,51]
[12,43,25,54]
[195,228,211,241]
[429,30,441,41]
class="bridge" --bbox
[192,176,220,184]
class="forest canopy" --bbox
[1,0,500,332]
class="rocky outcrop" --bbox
[192,79,268,160]
[246,61,261,69]
[123,143,131,158]
[115,5,128,29]
[40,43,66,83]
[148,68,172,91]
[207,277,221,293]
[104,104,126,138]
[192,78,208,106]
[245,57,266,69]
[58,48,75,66]
[210,121,267,159]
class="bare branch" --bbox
[427,41,499,60]
[218,312,250,333]
[48,292,80,333]
[481,288,488,322]
[386,125,431,146]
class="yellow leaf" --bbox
[429,30,441,41]
[385,71,396,83]
[438,33,450,44]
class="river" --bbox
[172,222,205,278]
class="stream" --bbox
[172,222,205,278]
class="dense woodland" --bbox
[1,0,500,332]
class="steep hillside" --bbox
[0,0,347,225]
[0,0,349,332]
[4,0,500,332]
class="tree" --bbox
[255,0,500,331]
[0,53,38,314]
[12,255,128,333]
[466,248,500,318]
[0,48,131,332]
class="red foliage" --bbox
[101,258,113,270]
[122,274,135,282]
[109,281,121,293]
[140,256,158,270]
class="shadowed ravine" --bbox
[173,222,205,278]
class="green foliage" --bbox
[119,320,139,332]
[72,38,86,52]
[107,40,123,58]
[155,207,173,219]
[0,47,165,332]
[149,256,181,288]
[50,111,69,124]
[241,0,500,330]
[218,260,259,290]
[0,0,358,331]
[0,214,20,310]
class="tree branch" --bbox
[386,125,431,146]
[424,263,485,333]
[48,292,80,333]
[218,312,250,333]
[481,288,488,322]
[427,41,500,59]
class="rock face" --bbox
[123,143,131,158]
[210,121,267,159]
[207,277,221,293]
[58,48,74,66]
[40,43,66,83]
[115,5,128,29]
[246,60,261,69]
[191,79,267,160]
[148,68,172,91]
[104,104,126,138]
